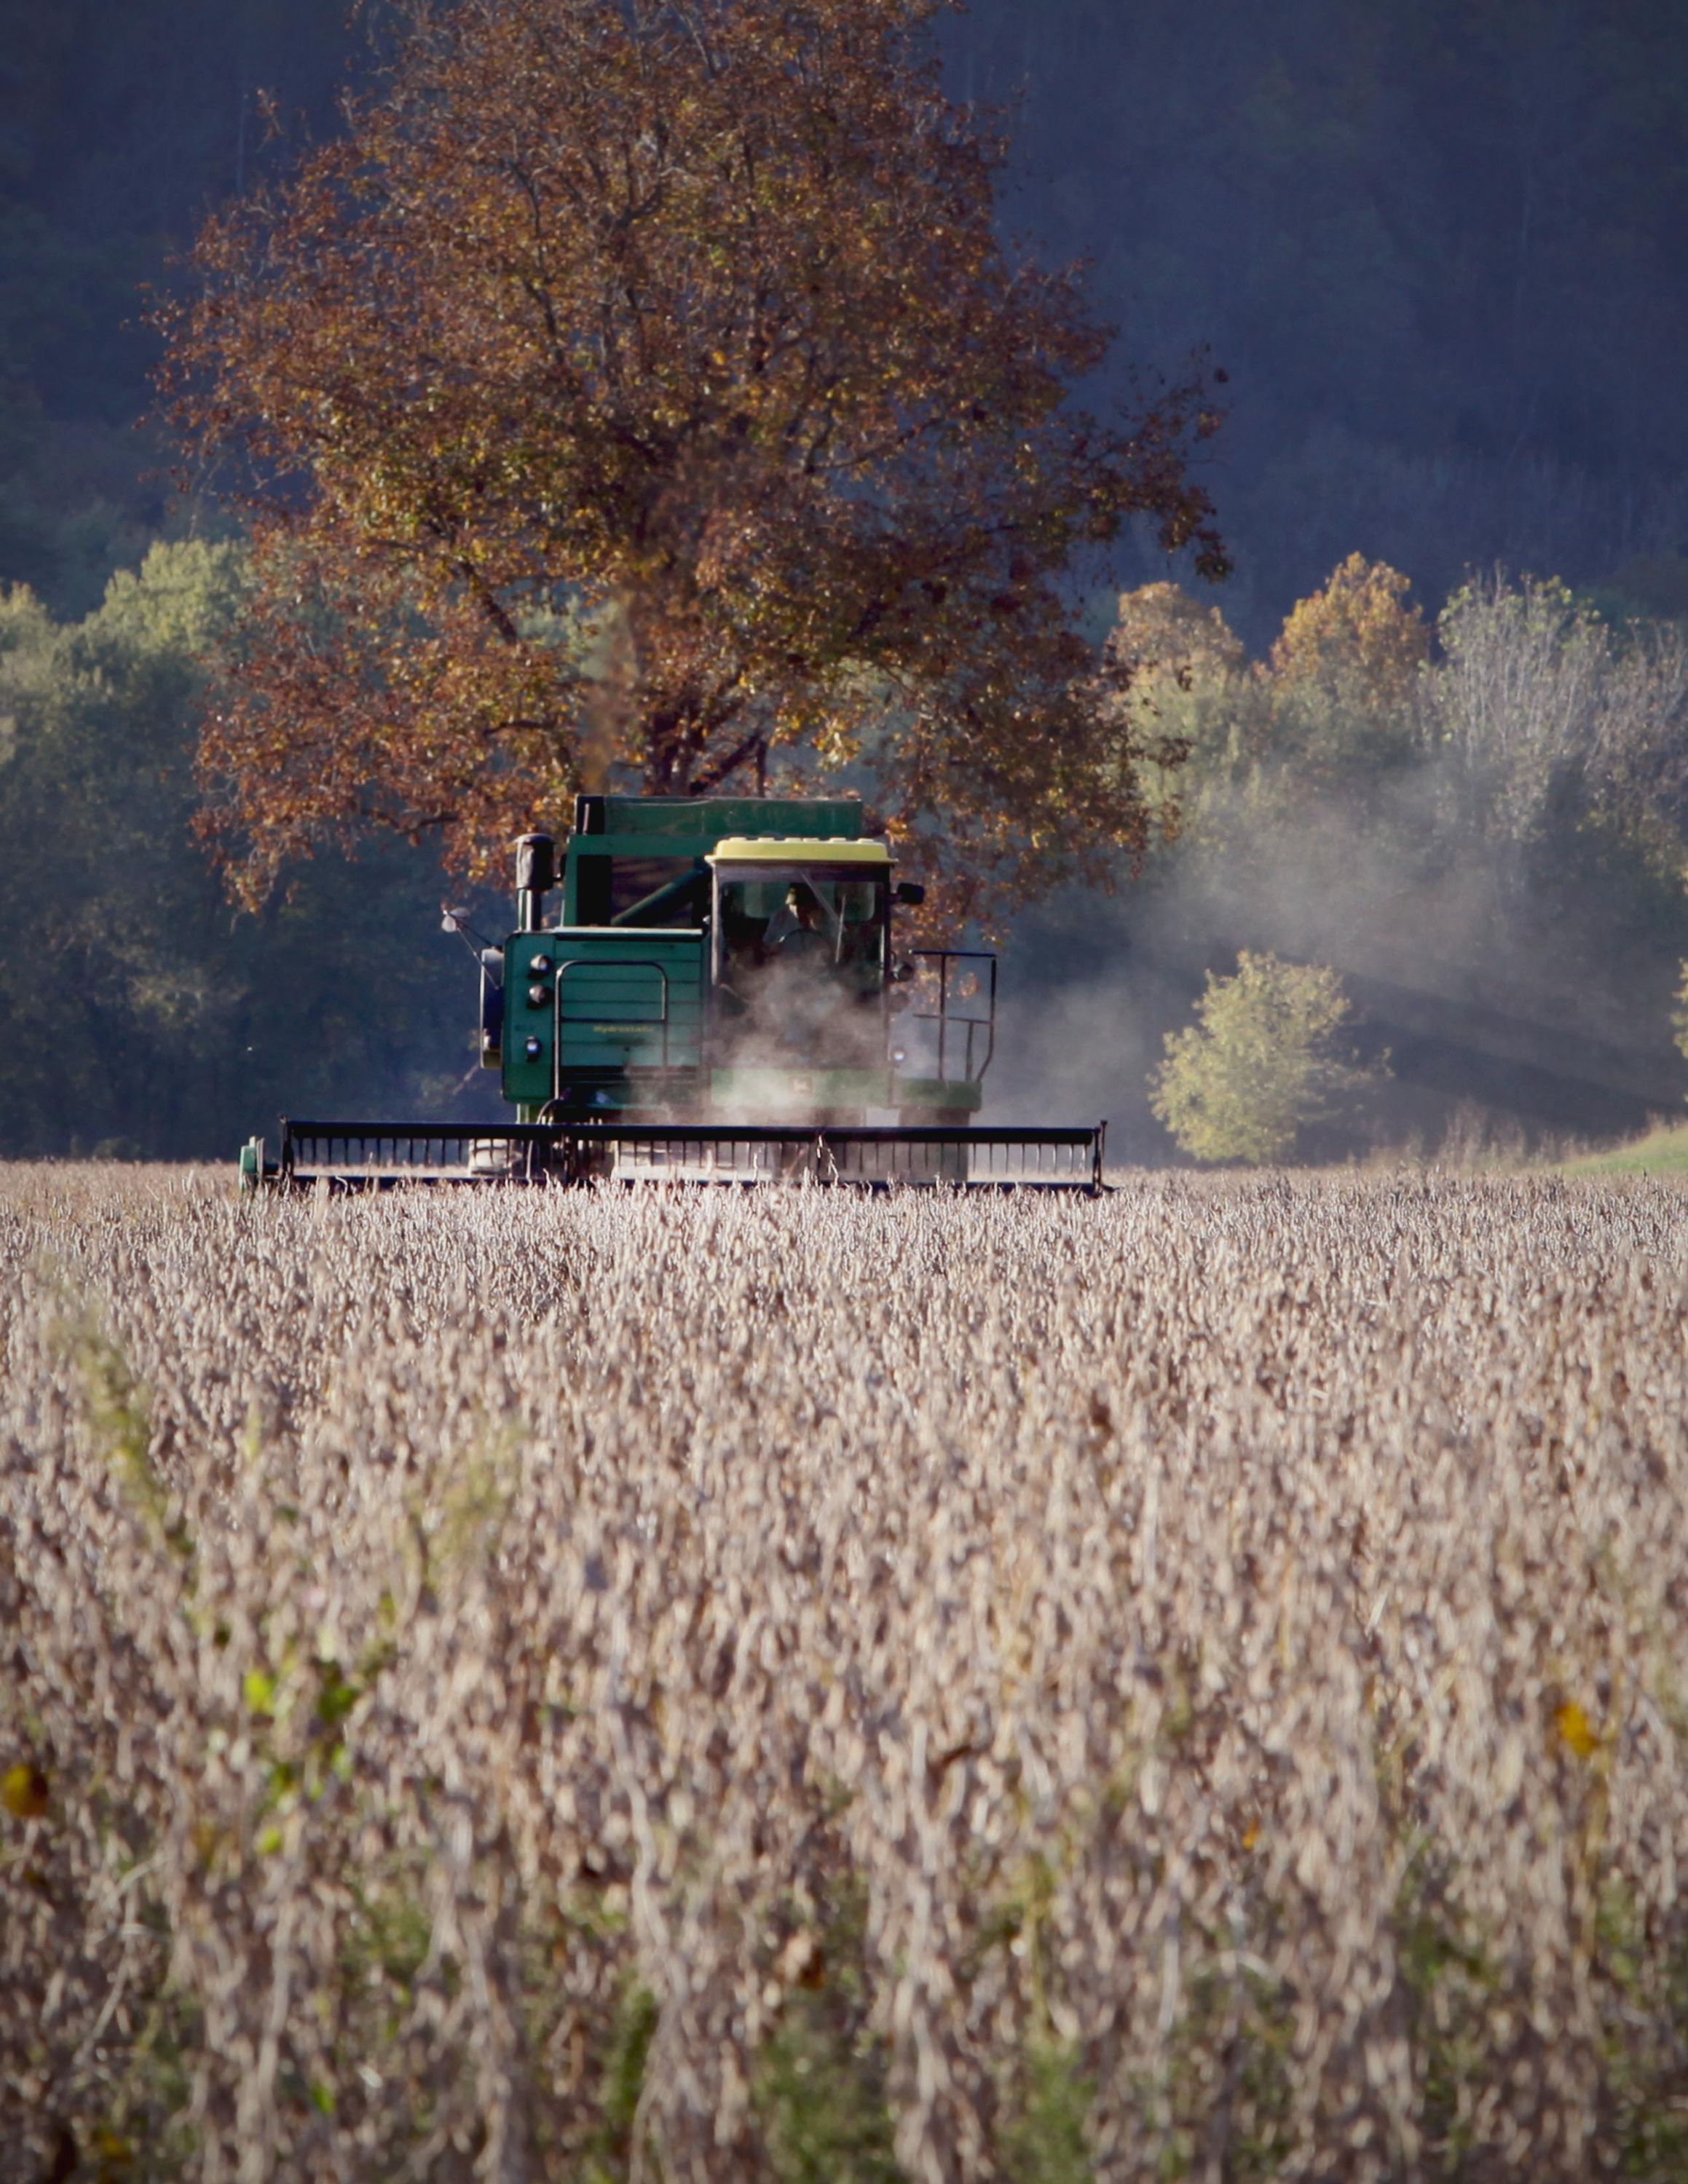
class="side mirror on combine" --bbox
[894,881,926,907]
[515,832,557,932]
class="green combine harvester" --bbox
[240,794,1105,1190]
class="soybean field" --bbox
[4,1166,1688,2182]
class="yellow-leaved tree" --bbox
[1265,553,1429,784]
[1151,951,1372,1163]
[1104,555,1430,842]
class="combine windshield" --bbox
[717,869,886,974]
[712,864,888,1067]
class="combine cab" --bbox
[240,794,1105,1190]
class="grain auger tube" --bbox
[238,794,1106,1192]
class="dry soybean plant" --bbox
[4,1164,1688,2183]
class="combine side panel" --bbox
[502,927,706,1105]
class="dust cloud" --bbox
[985,764,1685,1160]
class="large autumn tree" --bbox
[165,0,1226,917]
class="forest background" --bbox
[4,0,1688,1158]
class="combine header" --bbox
[240,794,1105,1190]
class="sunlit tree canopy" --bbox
[162,0,1226,917]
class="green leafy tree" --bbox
[1151,951,1367,1164]
[0,539,492,1156]
[1101,579,1254,818]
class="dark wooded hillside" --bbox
[5,1,1687,626]
[958,0,1688,639]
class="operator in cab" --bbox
[769,883,833,964]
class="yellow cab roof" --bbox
[706,836,891,866]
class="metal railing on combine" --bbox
[905,950,996,1083]
[272,1119,1107,1192]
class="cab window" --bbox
[717,871,886,973]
